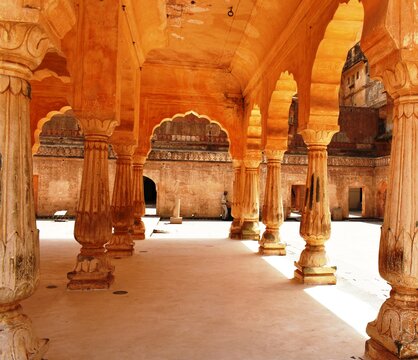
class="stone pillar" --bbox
[132,155,146,240]
[294,129,337,285]
[106,143,135,256]
[241,151,262,240]
[259,150,286,255]
[67,122,116,290]
[365,62,418,359]
[229,159,243,239]
[0,21,50,359]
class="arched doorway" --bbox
[143,176,157,215]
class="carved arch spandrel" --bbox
[265,72,297,151]
[305,0,364,130]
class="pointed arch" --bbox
[308,0,364,128]
[32,106,73,155]
[265,72,297,151]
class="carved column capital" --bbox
[0,21,52,79]
[232,159,243,169]
[382,61,418,99]
[78,118,118,138]
[264,149,285,161]
[244,150,262,169]
[112,143,135,158]
[133,154,147,165]
[299,128,338,147]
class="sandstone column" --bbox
[229,159,243,239]
[132,155,146,240]
[106,142,135,256]
[0,21,51,358]
[294,129,337,285]
[259,150,286,255]
[365,61,418,360]
[241,151,262,240]
[67,121,116,289]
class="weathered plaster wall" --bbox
[33,155,390,220]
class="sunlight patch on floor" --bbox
[304,286,376,338]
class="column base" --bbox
[241,220,260,240]
[67,248,114,290]
[365,291,418,359]
[0,304,49,360]
[259,229,286,255]
[132,220,146,240]
[170,217,183,224]
[229,219,242,239]
[294,261,336,285]
[105,233,135,257]
[365,339,408,360]
[259,243,286,256]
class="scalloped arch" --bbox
[265,71,297,150]
[146,110,231,157]
[32,105,73,155]
[309,0,364,127]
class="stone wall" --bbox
[32,155,390,220]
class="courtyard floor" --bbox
[23,218,388,360]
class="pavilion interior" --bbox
[1,1,417,360]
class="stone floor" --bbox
[22,218,388,360]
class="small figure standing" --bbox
[221,191,230,220]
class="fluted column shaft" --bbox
[106,145,135,256]
[132,155,146,240]
[366,94,418,359]
[294,130,336,285]
[0,20,53,358]
[229,160,243,239]
[67,132,115,289]
[259,150,286,255]
[241,152,261,240]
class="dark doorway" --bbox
[348,187,363,217]
[143,176,157,207]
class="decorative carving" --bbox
[294,136,336,285]
[259,150,286,256]
[299,128,338,147]
[106,144,135,256]
[0,22,52,77]
[0,304,49,360]
[229,160,243,239]
[382,61,418,98]
[148,150,231,162]
[77,118,118,138]
[68,136,114,289]
[366,289,418,358]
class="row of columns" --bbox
[67,135,147,290]
[229,129,336,286]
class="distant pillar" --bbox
[294,129,337,285]
[259,150,286,255]
[132,155,146,240]
[229,159,243,239]
[106,142,135,256]
[241,151,262,240]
